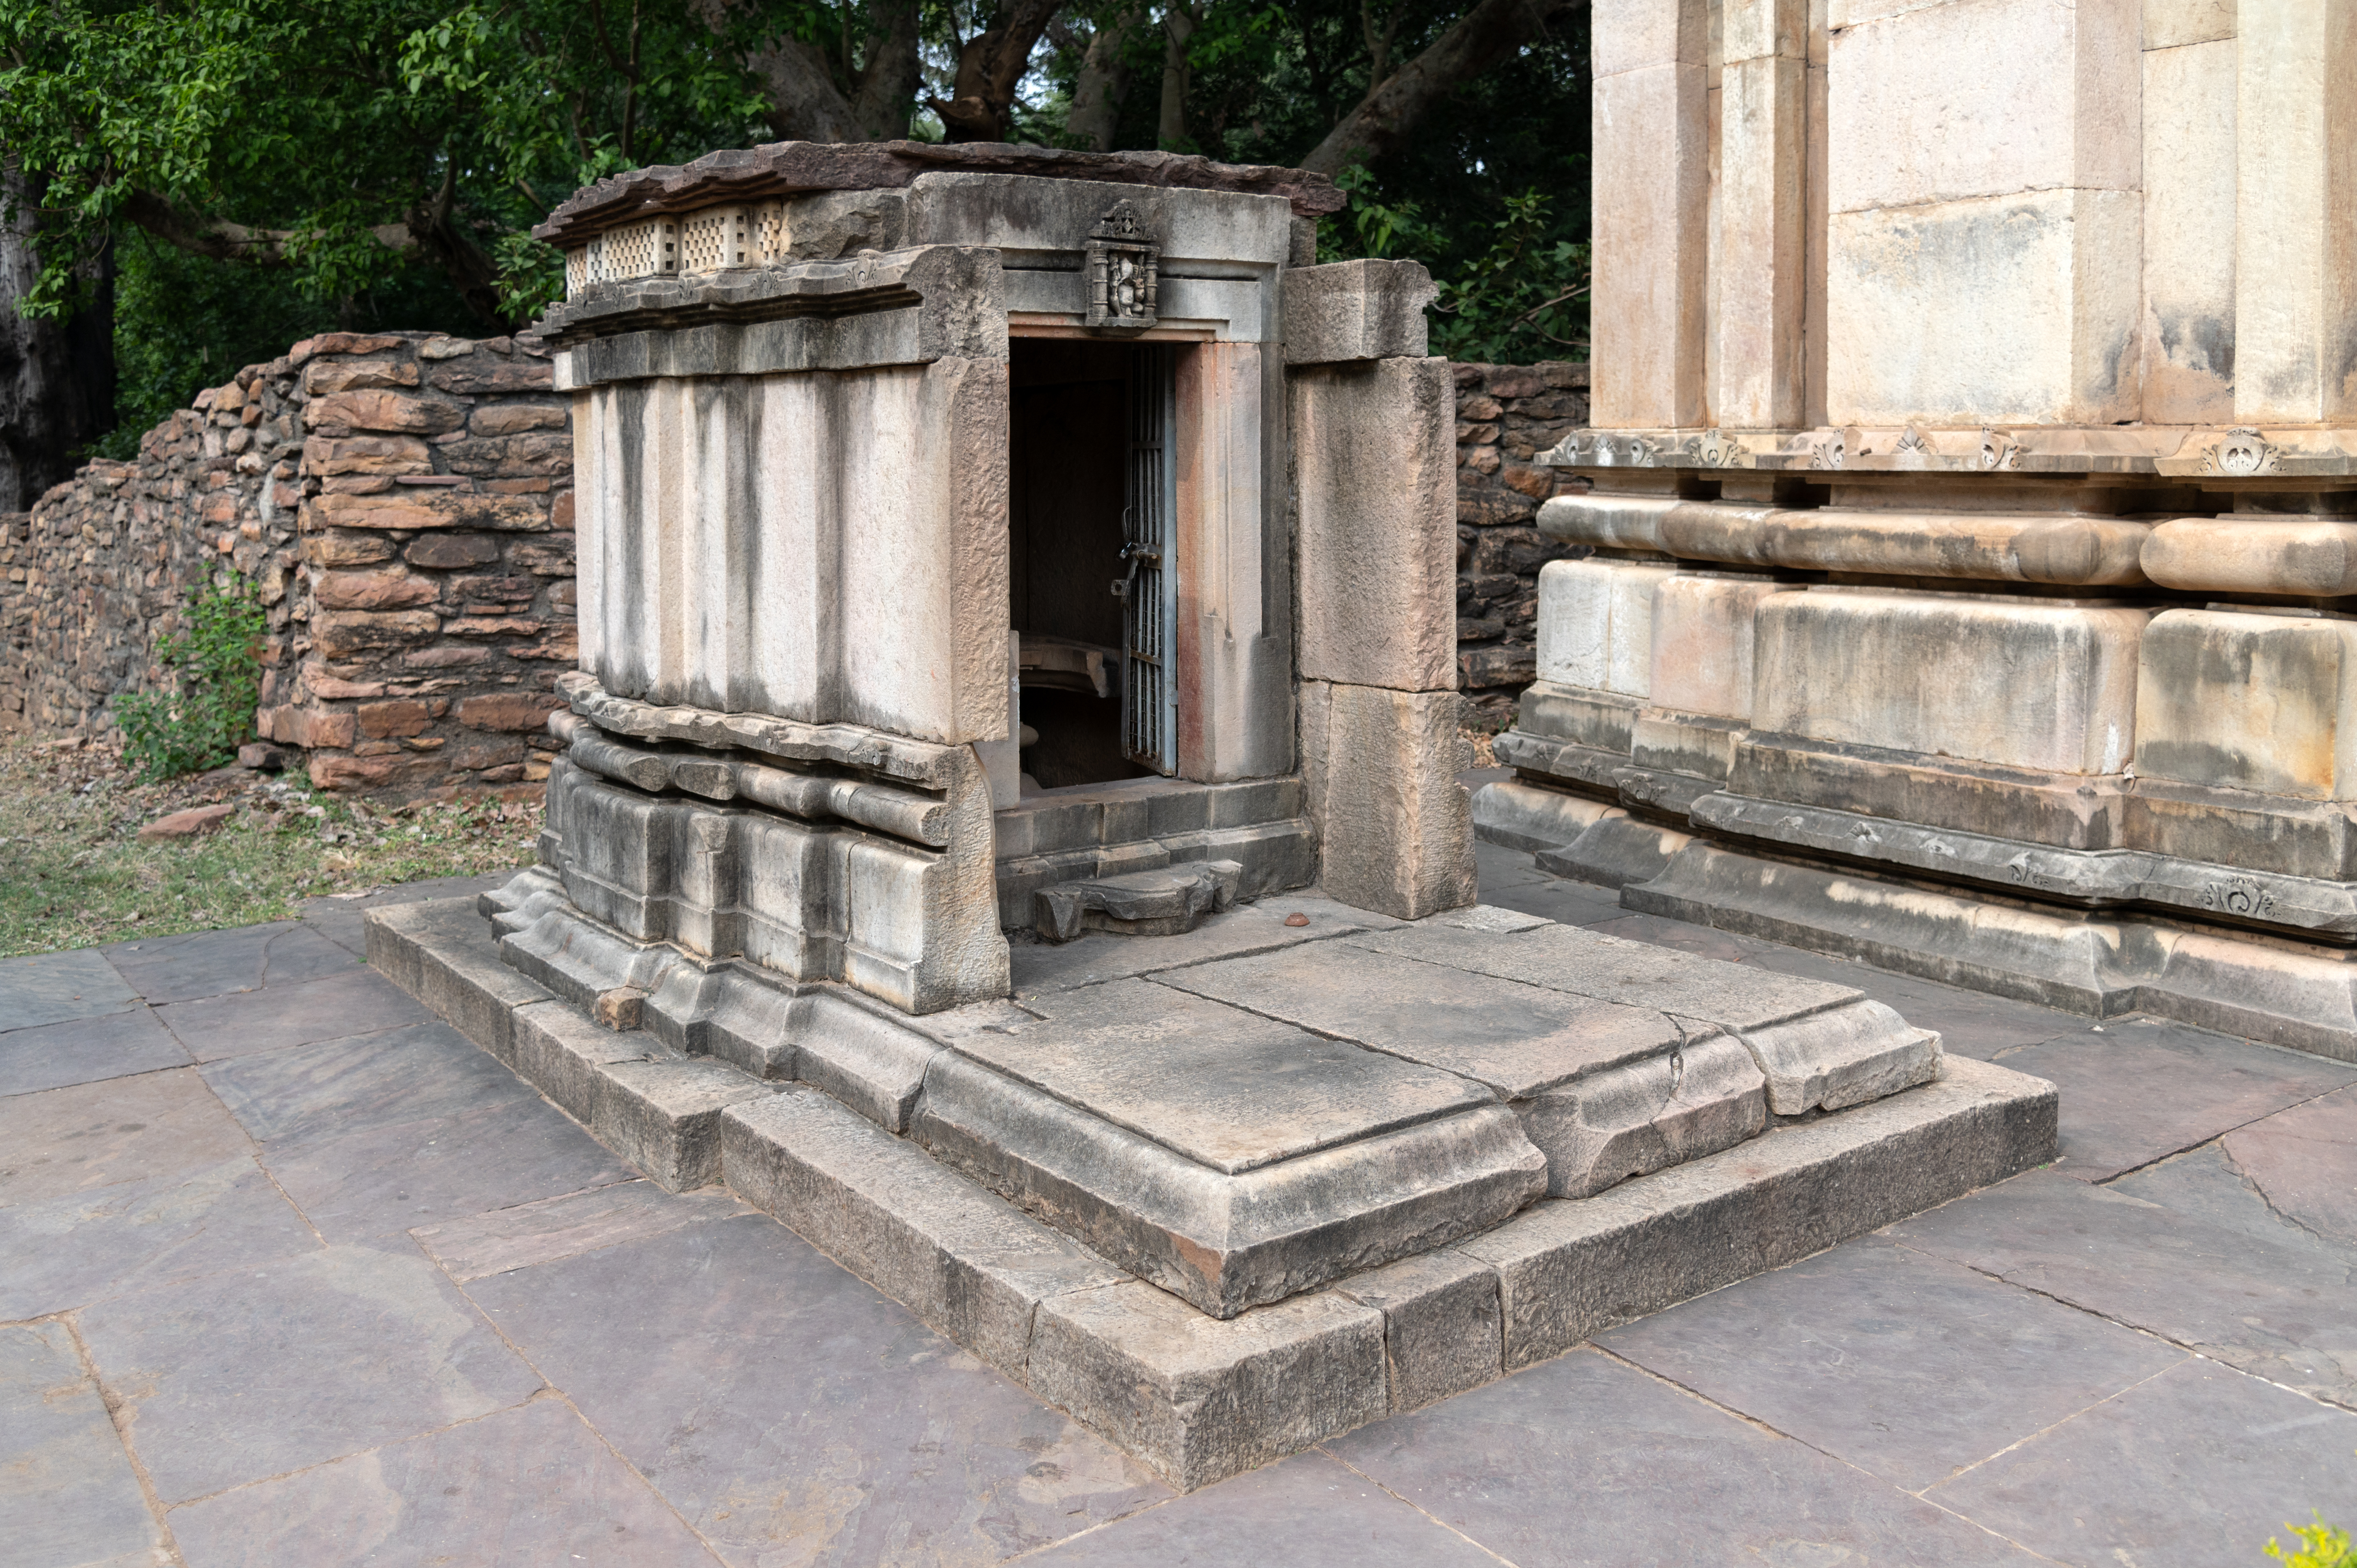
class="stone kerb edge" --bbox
[363,893,2061,1491]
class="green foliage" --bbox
[1318,168,1587,362]
[94,227,476,461]
[1037,0,1592,362]
[112,577,268,782]
[2268,1514,2357,1568]
[0,0,783,323]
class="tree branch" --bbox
[1301,0,1584,174]
[116,190,411,266]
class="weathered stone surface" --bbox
[722,1088,1126,1375]
[1035,860,1242,942]
[1752,588,2148,775]
[1292,356,1458,693]
[1282,259,1434,365]
[2134,608,2357,799]
[1470,777,1623,854]
[1299,680,1477,920]
[591,1051,776,1192]
[1537,557,1675,695]
[912,977,1545,1317]
[409,1179,748,1282]
[0,1322,168,1567]
[1461,1055,2056,1369]
[533,140,1344,251]
[1157,939,1756,1195]
[137,802,234,840]
[1623,840,2357,1064]
[1027,1283,1387,1492]
[75,1241,540,1504]
[1333,1246,1503,1415]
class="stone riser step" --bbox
[366,895,2057,1491]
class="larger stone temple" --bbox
[370,134,2054,1489]
[1478,0,2357,1063]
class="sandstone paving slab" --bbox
[74,1239,542,1504]
[0,1005,189,1096]
[1890,1154,2357,1408]
[200,1018,546,1146]
[102,920,358,1005]
[723,1089,1127,1378]
[0,1322,168,1568]
[155,966,429,1063]
[1473,835,1551,891]
[1349,919,1941,1117]
[1471,868,1640,929]
[0,1156,319,1320]
[924,978,1493,1175]
[1580,911,1780,964]
[2223,1083,2357,1248]
[167,1397,721,1568]
[259,1095,636,1243]
[1736,940,2090,1059]
[1357,918,1869,1034]
[1599,1236,2188,1493]
[0,947,141,1032]
[1927,1360,2357,1568]
[298,872,521,957]
[1156,941,1689,1098]
[464,1211,1173,1566]
[1987,1017,2357,1181]
[411,1177,750,1283]
[1326,1346,2049,1567]
[0,1068,255,1206]
[1022,1449,1502,1566]
[1007,895,1381,999]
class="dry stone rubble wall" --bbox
[0,332,576,796]
[0,341,1577,789]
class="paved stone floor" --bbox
[5,846,2355,1568]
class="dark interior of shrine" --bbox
[1007,338,1159,790]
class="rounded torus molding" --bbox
[2141,518,2357,598]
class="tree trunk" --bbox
[0,166,116,511]
[1157,3,1196,150]
[849,0,926,140]
[929,0,1071,141]
[1300,0,1582,173]
[1066,11,1138,152]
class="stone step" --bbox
[366,891,2057,1493]
[1033,859,1245,942]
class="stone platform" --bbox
[365,880,2055,1489]
[1477,775,2357,1069]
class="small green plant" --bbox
[113,577,267,782]
[2268,1513,2356,1568]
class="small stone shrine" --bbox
[1478,0,2357,1063]
[371,140,2055,1489]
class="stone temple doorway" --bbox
[1007,337,1179,789]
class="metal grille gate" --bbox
[1120,345,1178,773]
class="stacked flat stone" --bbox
[1476,0,2357,1061]
[0,332,578,798]
[1451,361,1593,723]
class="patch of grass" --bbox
[0,732,541,959]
